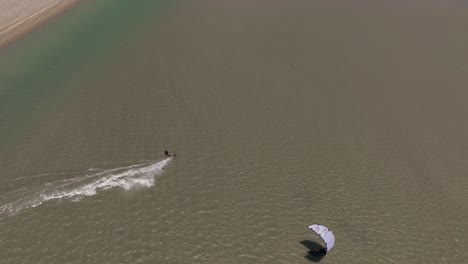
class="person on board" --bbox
[164,150,176,158]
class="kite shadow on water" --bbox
[300,240,327,262]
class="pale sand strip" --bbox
[0,0,80,48]
[0,0,63,36]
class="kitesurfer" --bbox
[164,150,175,158]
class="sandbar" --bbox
[0,0,80,48]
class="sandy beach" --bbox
[0,0,79,47]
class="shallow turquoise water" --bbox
[0,0,173,148]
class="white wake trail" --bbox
[0,158,173,219]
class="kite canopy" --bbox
[308,224,335,253]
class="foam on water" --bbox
[0,157,173,219]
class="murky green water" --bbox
[0,0,467,263]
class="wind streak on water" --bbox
[0,158,173,219]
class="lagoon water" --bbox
[0,0,467,263]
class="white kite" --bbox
[308,224,335,253]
